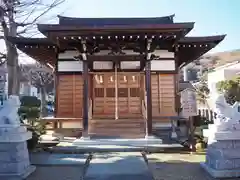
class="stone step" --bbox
[88,132,145,138]
[90,121,144,124]
[84,153,154,180]
[89,130,145,133]
[89,119,145,138]
[89,124,144,128]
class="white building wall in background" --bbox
[19,82,38,97]
[208,61,240,95]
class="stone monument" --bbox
[200,92,240,178]
[0,95,35,180]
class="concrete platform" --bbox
[73,137,162,146]
[49,143,183,153]
[200,162,240,178]
[85,153,154,180]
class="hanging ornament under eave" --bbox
[100,75,103,84]
[132,75,136,82]
[123,76,127,82]
[94,75,100,84]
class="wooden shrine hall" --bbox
[8,15,225,139]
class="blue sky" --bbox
[53,0,240,53]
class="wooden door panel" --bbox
[93,73,115,117]
[118,73,141,118]
[92,73,142,118]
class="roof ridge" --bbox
[57,14,175,19]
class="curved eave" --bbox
[177,35,226,66]
[57,14,175,26]
[7,37,57,67]
[7,36,55,46]
[37,22,194,36]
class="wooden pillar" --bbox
[145,38,153,137]
[81,40,89,138]
[145,60,152,136]
[114,63,118,120]
[82,60,89,132]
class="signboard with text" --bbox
[180,89,198,118]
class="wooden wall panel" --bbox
[56,74,84,118]
[150,74,177,118]
[73,75,83,118]
[158,74,176,116]
[57,75,74,117]
[151,75,161,117]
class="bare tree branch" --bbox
[20,62,54,88]
[20,62,54,116]
[23,0,64,26]
[0,0,64,95]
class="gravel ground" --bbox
[26,166,84,180]
[147,153,240,180]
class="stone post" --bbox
[201,123,240,178]
[0,95,35,179]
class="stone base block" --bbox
[207,123,240,132]
[207,147,240,159]
[208,140,240,149]
[0,132,35,180]
[205,131,240,141]
[206,155,240,170]
[200,162,240,178]
[0,165,36,180]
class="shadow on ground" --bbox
[29,153,89,165]
[26,166,84,180]
[147,155,240,180]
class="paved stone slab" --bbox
[85,152,154,180]
[30,153,88,165]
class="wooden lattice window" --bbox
[130,88,140,97]
[94,88,104,97]
[118,88,128,97]
[106,88,115,97]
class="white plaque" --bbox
[180,89,198,118]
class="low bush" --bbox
[20,96,41,107]
[18,96,45,150]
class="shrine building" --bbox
[8,15,225,138]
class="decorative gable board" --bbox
[93,61,113,69]
[58,61,83,72]
[154,50,174,58]
[151,60,175,71]
[120,61,140,69]
[94,50,139,55]
[58,50,79,59]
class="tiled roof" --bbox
[57,15,175,26]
